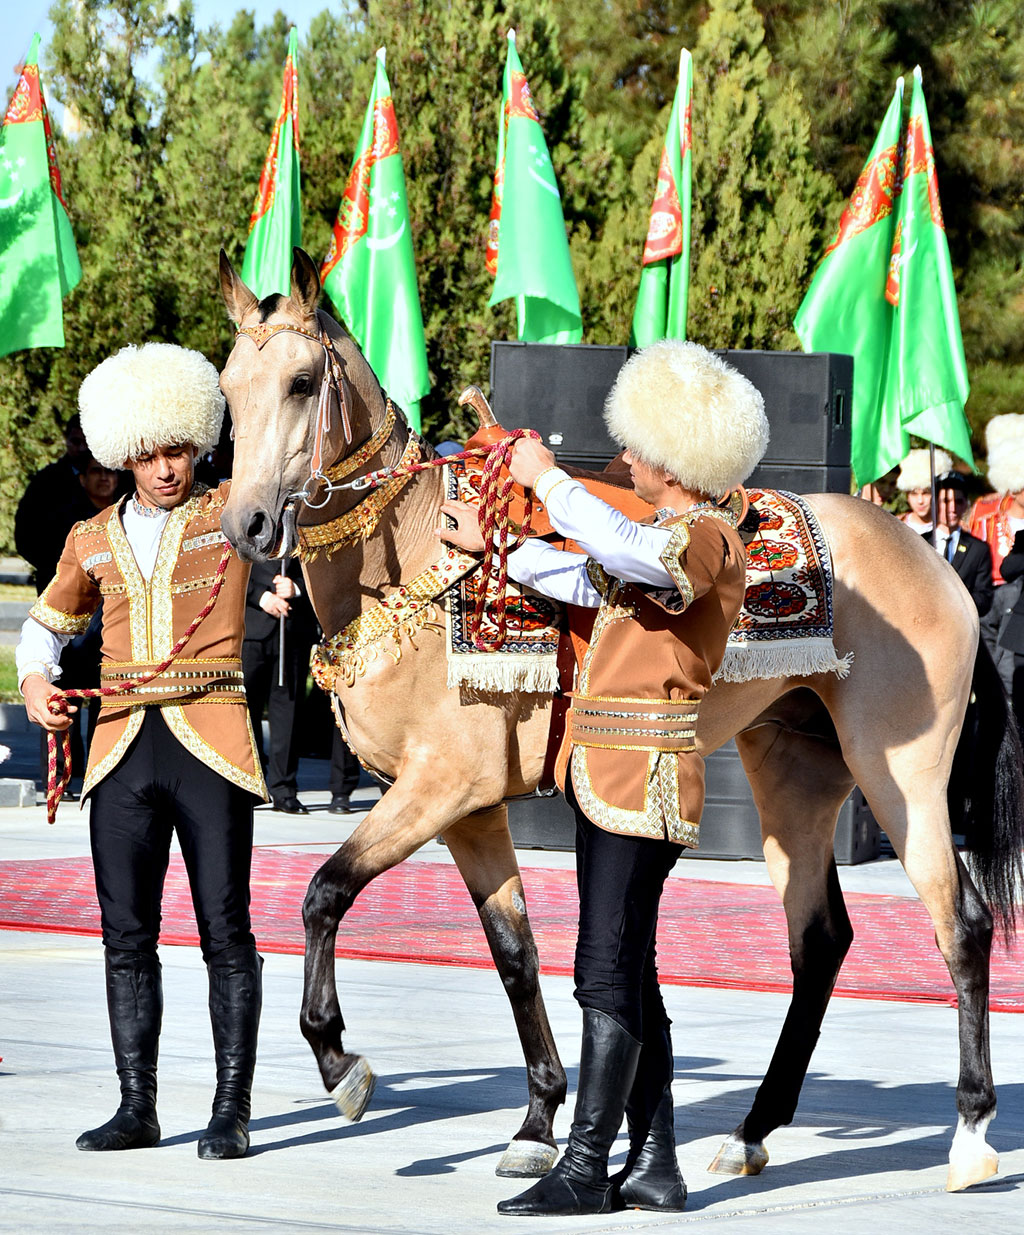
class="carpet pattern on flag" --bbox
[2,850,1022,1011]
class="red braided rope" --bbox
[346,429,540,652]
[44,546,234,824]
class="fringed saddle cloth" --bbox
[443,475,851,692]
[717,488,852,683]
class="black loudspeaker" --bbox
[507,743,881,865]
[489,342,853,491]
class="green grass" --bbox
[0,646,21,702]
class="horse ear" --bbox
[219,249,258,324]
[290,247,322,318]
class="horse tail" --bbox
[948,637,1024,940]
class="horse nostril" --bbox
[246,509,273,552]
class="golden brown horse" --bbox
[218,248,1023,1190]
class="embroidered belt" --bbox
[569,694,700,753]
[99,659,246,707]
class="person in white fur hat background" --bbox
[894,447,953,533]
[15,343,268,1161]
[440,340,769,1217]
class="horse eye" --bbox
[290,374,313,397]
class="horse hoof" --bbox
[946,1115,998,1191]
[495,1139,559,1178]
[707,1134,769,1176]
[329,1056,377,1122]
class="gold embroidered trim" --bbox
[323,398,397,483]
[574,724,697,739]
[29,595,94,635]
[106,504,149,660]
[659,521,694,609]
[100,683,246,701]
[161,705,267,800]
[572,706,699,722]
[569,745,699,845]
[574,693,701,706]
[171,576,218,595]
[150,497,200,660]
[103,668,244,681]
[182,532,227,553]
[312,547,478,690]
[298,431,422,559]
[82,709,146,798]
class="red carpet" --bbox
[2,850,1023,1011]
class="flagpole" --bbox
[929,442,938,536]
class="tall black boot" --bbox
[198,944,262,1160]
[77,949,162,1151]
[497,1009,641,1216]
[612,1021,687,1211]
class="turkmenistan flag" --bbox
[321,48,429,432]
[884,67,973,469]
[486,29,581,344]
[631,48,692,347]
[241,27,301,300]
[0,33,81,359]
[794,79,905,487]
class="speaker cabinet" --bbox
[489,342,853,485]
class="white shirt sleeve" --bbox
[15,616,72,689]
[506,539,602,607]
[532,468,676,589]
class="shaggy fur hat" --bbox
[604,341,769,497]
[78,343,225,470]
[895,448,952,492]
[985,415,1024,494]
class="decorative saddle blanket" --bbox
[444,460,563,693]
[717,488,852,683]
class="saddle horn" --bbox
[458,385,498,429]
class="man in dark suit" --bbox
[926,473,994,617]
[242,559,318,813]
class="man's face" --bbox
[129,444,197,510]
[907,487,933,520]
[939,487,967,531]
[623,450,675,507]
[64,424,90,468]
[80,459,118,506]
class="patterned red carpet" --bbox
[2,850,1023,1011]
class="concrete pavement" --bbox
[2,741,1022,1231]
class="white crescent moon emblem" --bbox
[528,166,560,198]
[366,218,406,251]
[0,189,24,209]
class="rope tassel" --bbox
[44,547,233,824]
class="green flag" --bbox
[321,48,429,432]
[0,34,81,359]
[241,28,301,300]
[486,29,581,344]
[794,80,905,487]
[631,48,692,347]
[885,67,973,468]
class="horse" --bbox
[217,247,1024,1191]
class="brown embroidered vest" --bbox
[30,483,267,801]
[559,506,746,845]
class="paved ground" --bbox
[2,719,1023,1231]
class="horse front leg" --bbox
[443,805,567,1177]
[300,775,479,1120]
[709,725,854,1177]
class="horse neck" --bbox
[301,403,447,638]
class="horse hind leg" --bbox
[708,721,855,1177]
[442,805,566,1178]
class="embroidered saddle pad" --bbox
[717,488,852,683]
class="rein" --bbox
[233,317,543,654]
[43,547,233,823]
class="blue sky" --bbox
[3,2,334,100]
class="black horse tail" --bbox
[948,638,1024,941]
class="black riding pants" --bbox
[88,710,257,962]
[568,778,683,1042]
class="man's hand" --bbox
[272,573,298,599]
[437,501,485,553]
[22,674,76,732]
[259,592,291,618]
[509,437,557,490]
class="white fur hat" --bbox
[895,448,952,492]
[604,341,769,497]
[79,343,225,470]
[985,415,1024,494]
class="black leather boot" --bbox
[77,949,162,1151]
[198,944,262,1160]
[612,1021,686,1211]
[497,1009,641,1216]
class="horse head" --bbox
[218,247,385,561]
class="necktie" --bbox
[946,535,956,563]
